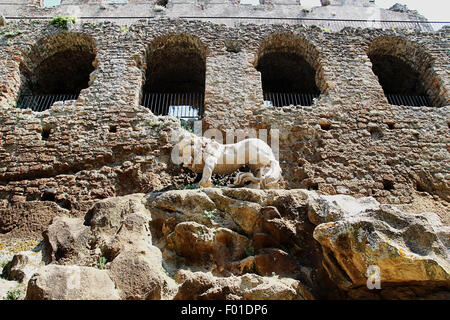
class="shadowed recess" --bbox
[18,33,97,111]
[255,33,321,107]
[141,33,207,117]
[369,54,426,95]
[257,52,319,94]
[143,34,206,93]
[367,37,445,107]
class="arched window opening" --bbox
[142,34,206,120]
[368,37,443,107]
[255,34,321,107]
[18,33,96,111]
[369,54,431,107]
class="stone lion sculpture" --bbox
[173,131,282,189]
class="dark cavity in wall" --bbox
[41,189,56,201]
[29,50,95,95]
[382,179,394,191]
[368,37,446,108]
[18,33,97,111]
[142,34,206,117]
[255,34,321,107]
[320,120,331,130]
[41,127,51,140]
[369,54,427,96]
[256,52,319,106]
[368,126,383,141]
[157,0,168,7]
[416,182,427,192]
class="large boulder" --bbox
[108,245,177,300]
[308,193,450,297]
[202,188,262,235]
[174,270,313,300]
[148,188,336,298]
[3,250,43,283]
[84,194,153,260]
[166,221,249,267]
[26,265,120,300]
[85,193,149,238]
[42,216,93,265]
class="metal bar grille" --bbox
[16,94,78,111]
[263,92,319,107]
[142,92,204,119]
[386,94,432,107]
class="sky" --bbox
[42,0,449,22]
[300,0,449,21]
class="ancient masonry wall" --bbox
[0,18,449,236]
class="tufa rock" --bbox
[309,193,450,292]
[108,246,177,300]
[3,250,43,283]
[42,216,93,264]
[174,270,314,300]
[26,265,120,300]
[166,221,249,267]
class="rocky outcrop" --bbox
[42,216,93,265]
[27,194,177,300]
[147,188,335,298]
[26,265,120,300]
[108,246,177,300]
[308,192,450,299]
[2,188,447,300]
[3,250,43,283]
[173,270,313,300]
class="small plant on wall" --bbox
[225,39,241,53]
[49,16,77,29]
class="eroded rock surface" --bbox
[26,265,120,300]
[1,188,448,300]
[173,270,313,300]
[308,192,450,298]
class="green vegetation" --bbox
[180,119,195,132]
[97,256,107,270]
[225,40,241,53]
[3,30,24,38]
[0,260,8,269]
[203,209,218,220]
[195,228,206,236]
[245,246,255,257]
[50,16,77,29]
[5,288,21,300]
[1,260,9,279]
[150,120,162,128]
[179,184,198,190]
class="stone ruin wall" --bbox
[0,17,449,238]
[2,0,431,28]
